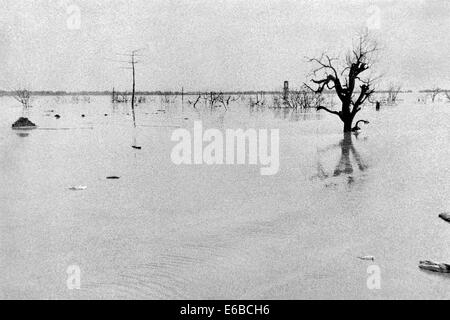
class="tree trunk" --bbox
[343,118,353,133]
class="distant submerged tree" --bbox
[386,83,402,105]
[306,32,379,132]
[14,89,32,110]
[429,87,441,103]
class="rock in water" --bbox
[12,117,37,129]
[439,212,450,223]
[419,260,450,273]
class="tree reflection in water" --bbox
[312,132,368,186]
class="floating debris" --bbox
[419,260,450,273]
[131,145,142,150]
[358,256,375,261]
[106,176,120,180]
[81,114,85,118]
[54,114,61,119]
[438,212,450,223]
[68,186,87,191]
[12,117,37,129]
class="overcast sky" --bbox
[0,0,449,91]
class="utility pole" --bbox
[114,49,143,127]
[111,49,145,149]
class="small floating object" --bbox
[54,114,61,119]
[419,260,450,273]
[104,114,108,116]
[358,256,375,261]
[438,212,450,223]
[132,145,142,150]
[68,186,87,191]
[106,176,120,180]
[81,114,85,118]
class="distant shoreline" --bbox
[0,90,419,97]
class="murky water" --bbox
[1,93,450,299]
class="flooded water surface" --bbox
[1,94,450,299]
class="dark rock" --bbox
[439,212,450,223]
[12,117,37,129]
[419,260,450,273]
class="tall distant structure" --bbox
[283,81,289,100]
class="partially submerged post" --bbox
[283,81,289,101]
[181,87,184,112]
[131,51,137,127]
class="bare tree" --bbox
[250,92,266,108]
[386,83,402,105]
[445,91,450,102]
[13,89,33,112]
[306,33,378,132]
[430,87,441,103]
[160,92,176,105]
[202,92,221,110]
[217,93,240,110]
[284,85,323,109]
[188,94,202,109]
[199,92,234,111]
